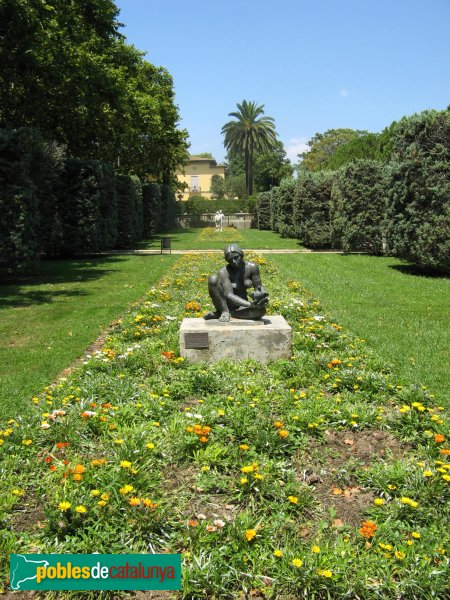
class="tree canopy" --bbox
[0,0,189,180]
[298,128,368,172]
[222,100,278,195]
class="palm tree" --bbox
[222,100,278,196]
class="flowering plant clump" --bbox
[0,248,449,598]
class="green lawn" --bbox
[137,227,303,250]
[272,254,450,406]
[0,254,175,418]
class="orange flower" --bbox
[162,351,175,360]
[188,519,198,527]
[56,442,69,449]
[74,464,85,474]
[273,421,283,429]
[359,520,377,539]
[439,448,450,456]
[73,473,83,482]
[434,434,445,443]
[278,429,289,438]
[199,436,208,443]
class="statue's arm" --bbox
[250,264,269,306]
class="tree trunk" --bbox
[248,143,254,196]
[245,146,250,196]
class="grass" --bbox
[0,254,176,419]
[137,227,303,250]
[272,254,450,407]
[1,252,448,598]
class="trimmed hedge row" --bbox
[0,127,177,269]
[255,108,450,272]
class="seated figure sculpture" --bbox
[204,244,269,322]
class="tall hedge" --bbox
[0,127,48,269]
[385,109,450,272]
[116,175,143,248]
[274,178,296,238]
[330,160,387,254]
[255,192,271,229]
[293,171,334,248]
[142,183,162,237]
[52,159,117,256]
[160,184,177,230]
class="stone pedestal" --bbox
[179,315,292,364]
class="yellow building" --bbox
[176,155,225,201]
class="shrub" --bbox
[116,174,143,248]
[55,159,117,256]
[160,184,177,230]
[293,171,334,248]
[142,183,162,236]
[385,109,450,272]
[255,192,271,229]
[331,160,387,254]
[274,178,296,238]
[0,127,48,269]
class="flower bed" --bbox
[0,253,448,598]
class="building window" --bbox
[190,176,200,192]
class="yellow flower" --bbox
[244,529,257,541]
[12,489,25,496]
[239,444,249,451]
[253,473,264,480]
[240,477,248,484]
[129,497,141,506]
[288,495,298,504]
[292,558,303,568]
[423,470,434,477]
[317,569,333,578]
[75,505,87,514]
[119,484,134,495]
[58,501,71,511]
[400,496,418,508]
[312,545,321,553]
[100,493,109,501]
[114,438,124,445]
[374,498,385,506]
[411,532,421,539]
[91,490,100,497]
[120,460,132,469]
[146,442,155,449]
[273,549,283,557]
[387,484,397,490]
[22,439,33,446]
[395,551,405,560]
[97,500,107,507]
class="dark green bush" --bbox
[331,160,387,254]
[0,127,48,269]
[255,192,271,229]
[142,183,162,236]
[160,184,177,230]
[116,175,143,248]
[385,109,450,272]
[274,178,296,238]
[54,160,117,256]
[293,171,334,248]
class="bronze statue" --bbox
[204,244,269,322]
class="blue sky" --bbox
[115,0,450,164]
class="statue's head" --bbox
[224,243,244,270]
[224,244,243,259]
